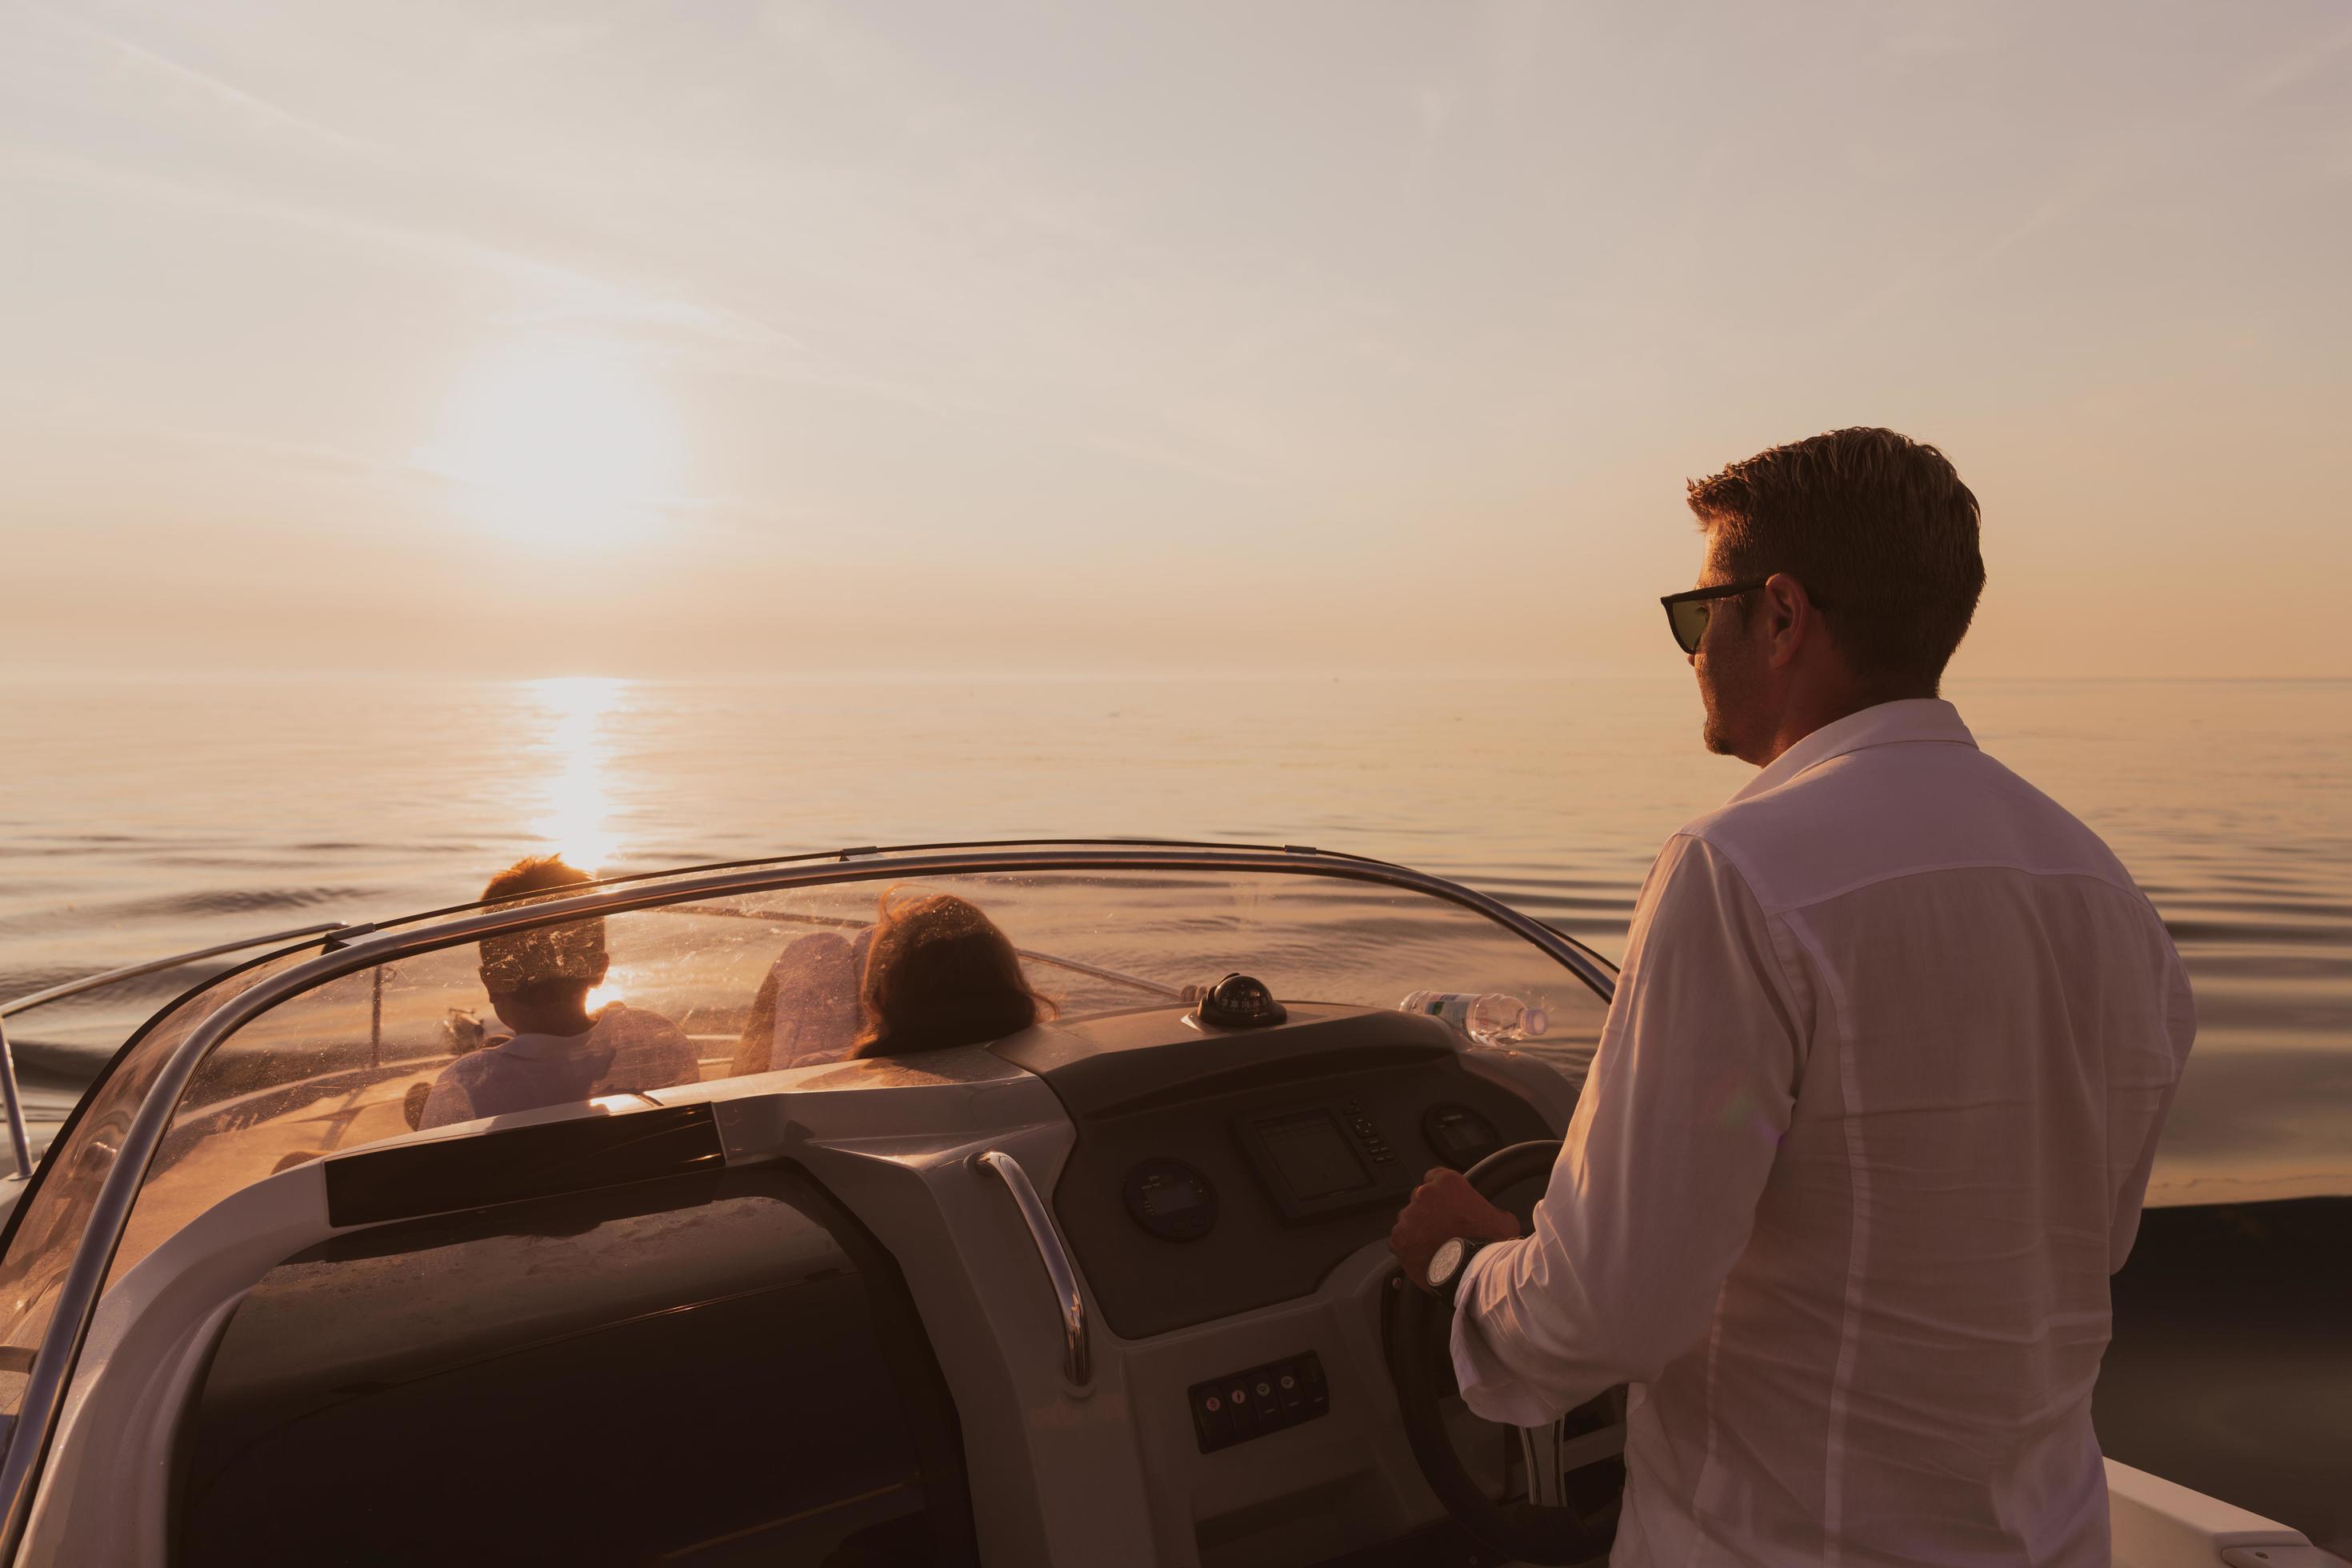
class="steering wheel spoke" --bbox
[1518,1421,1566,1508]
[1557,1418,1626,1476]
[1383,1139,1625,1566]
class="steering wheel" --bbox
[1383,1140,1626,1566]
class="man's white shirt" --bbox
[1450,699,2194,1565]
[418,1003,699,1128]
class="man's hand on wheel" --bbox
[1390,1167,1521,1294]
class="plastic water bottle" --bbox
[1397,990,1549,1046]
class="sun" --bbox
[416,342,684,549]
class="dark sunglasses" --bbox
[1660,578,1835,655]
[1660,579,1766,656]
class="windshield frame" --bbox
[0,839,1614,1558]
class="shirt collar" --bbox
[1725,698,1976,806]
[490,1008,610,1060]
[495,1030,595,1061]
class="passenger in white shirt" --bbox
[1390,428,2194,1566]
[418,855,700,1129]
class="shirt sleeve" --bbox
[665,1027,704,1088]
[601,1006,703,1091]
[417,1062,476,1130]
[1450,831,1810,1423]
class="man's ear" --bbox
[1762,573,1810,669]
[592,953,611,984]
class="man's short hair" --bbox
[483,854,592,905]
[1687,427,1985,692]
[478,854,605,996]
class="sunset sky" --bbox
[4,1,2347,678]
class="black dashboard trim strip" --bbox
[323,1103,725,1227]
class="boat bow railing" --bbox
[0,923,352,1182]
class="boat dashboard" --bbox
[992,1002,1556,1340]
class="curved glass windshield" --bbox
[2,858,1610,1418]
[0,942,322,1422]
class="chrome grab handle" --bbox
[972,1149,1090,1387]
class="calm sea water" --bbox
[3,674,2346,1202]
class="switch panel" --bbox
[1187,1350,1329,1453]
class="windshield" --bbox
[0,857,1607,1406]
[0,942,318,1426]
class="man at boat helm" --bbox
[1390,427,2195,1564]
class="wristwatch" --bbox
[1425,1235,1494,1297]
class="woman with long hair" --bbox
[855,890,1056,1058]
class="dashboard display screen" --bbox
[1143,1177,1203,1214]
[1254,1110,1372,1202]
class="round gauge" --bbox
[1123,1158,1218,1242]
[1422,1102,1502,1171]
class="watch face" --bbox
[1426,1235,1467,1290]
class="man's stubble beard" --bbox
[1698,662,1735,756]
[1702,707,1736,756]
[1697,650,1759,759]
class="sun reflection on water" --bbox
[526,675,626,872]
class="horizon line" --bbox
[6,667,2352,687]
